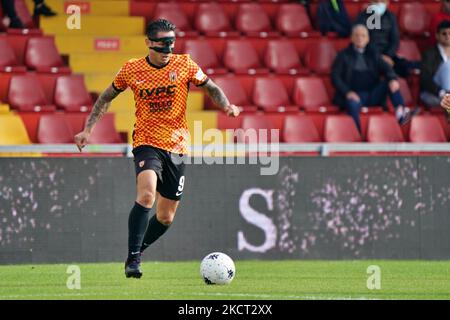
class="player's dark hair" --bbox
[146,19,176,39]
[437,20,450,33]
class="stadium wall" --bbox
[0,157,449,264]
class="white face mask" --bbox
[370,3,387,16]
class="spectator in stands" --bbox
[430,0,450,44]
[332,24,411,132]
[420,20,450,108]
[0,0,56,29]
[355,0,419,77]
[317,0,352,38]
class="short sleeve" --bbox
[112,63,129,92]
[187,55,209,87]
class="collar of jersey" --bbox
[146,55,170,69]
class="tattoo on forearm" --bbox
[85,86,120,130]
[204,81,230,109]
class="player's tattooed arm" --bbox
[201,80,230,110]
[85,85,121,132]
[75,85,121,152]
[201,80,240,117]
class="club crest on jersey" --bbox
[168,71,177,83]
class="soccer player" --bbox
[74,19,240,278]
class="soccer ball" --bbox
[200,252,235,285]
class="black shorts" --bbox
[132,145,186,201]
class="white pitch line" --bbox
[0,291,379,300]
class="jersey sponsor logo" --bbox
[149,100,173,112]
[168,71,177,83]
[139,85,177,99]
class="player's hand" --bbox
[74,130,90,152]
[224,104,240,117]
[441,93,450,111]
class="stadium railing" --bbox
[1,143,450,158]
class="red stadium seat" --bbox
[195,3,238,37]
[87,113,122,144]
[0,38,26,73]
[282,115,321,142]
[3,31,43,65]
[324,115,362,142]
[303,39,337,74]
[294,77,339,113]
[153,3,192,32]
[54,75,93,112]
[253,77,298,113]
[398,2,431,37]
[184,40,227,75]
[37,114,74,144]
[235,3,275,37]
[276,4,320,37]
[237,115,275,144]
[25,37,71,73]
[367,115,405,142]
[264,40,307,75]
[213,76,257,113]
[223,40,268,74]
[397,40,421,62]
[8,74,56,112]
[409,115,447,143]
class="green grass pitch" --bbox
[1,260,449,300]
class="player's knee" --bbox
[158,212,175,226]
[137,190,156,208]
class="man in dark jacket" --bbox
[355,0,418,77]
[332,24,409,132]
[420,20,450,108]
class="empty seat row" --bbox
[214,75,338,113]
[0,36,70,74]
[1,74,92,112]
[184,38,334,75]
[37,113,122,144]
[143,2,318,38]
[236,114,448,143]
[0,113,122,144]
